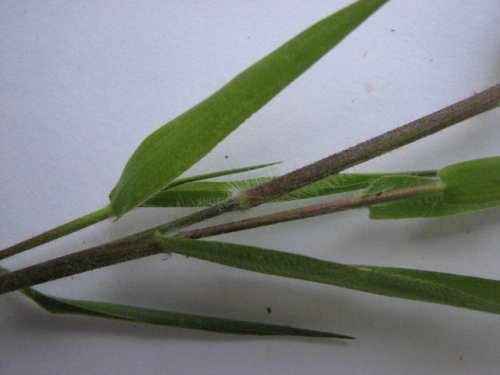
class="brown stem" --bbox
[177,182,444,239]
[0,237,164,295]
[155,199,241,234]
[0,85,498,294]
[156,84,500,235]
[239,84,500,208]
[0,182,443,295]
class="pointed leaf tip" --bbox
[109,0,388,217]
[0,266,351,339]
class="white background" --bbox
[1,1,499,374]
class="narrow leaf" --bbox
[143,162,279,207]
[165,162,281,189]
[164,237,500,315]
[145,171,436,207]
[109,0,388,217]
[282,171,435,201]
[0,267,350,338]
[144,179,268,207]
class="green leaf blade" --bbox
[164,237,500,315]
[369,157,500,219]
[53,299,352,338]
[143,178,269,207]
[367,175,447,219]
[0,267,350,338]
[145,171,436,208]
[109,0,388,217]
[439,156,500,205]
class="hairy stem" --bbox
[238,84,500,208]
[0,236,163,295]
[0,183,444,294]
[0,205,113,260]
[177,182,444,239]
[156,83,500,235]
[0,85,498,294]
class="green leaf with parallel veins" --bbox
[0,267,350,338]
[144,179,268,207]
[164,237,500,315]
[145,171,436,207]
[109,0,388,217]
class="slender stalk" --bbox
[177,182,444,239]
[156,83,500,234]
[238,84,500,208]
[0,182,443,295]
[0,205,113,260]
[2,84,496,258]
[0,85,498,294]
[155,199,241,234]
[0,236,163,295]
